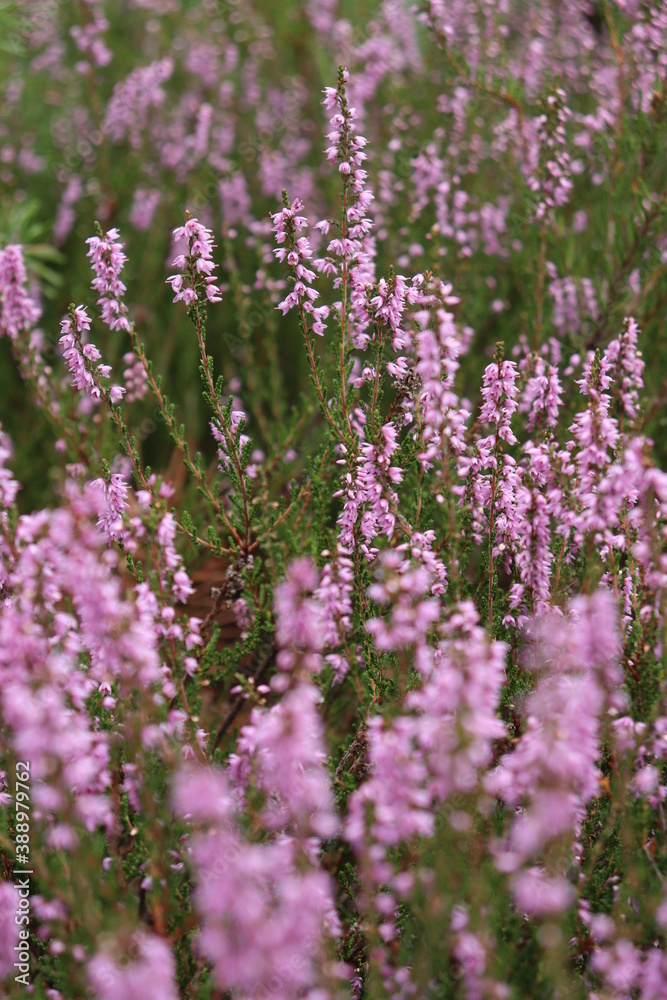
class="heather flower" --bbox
[414,281,470,468]
[316,546,354,679]
[103,57,174,147]
[459,350,520,581]
[604,317,645,421]
[53,175,84,246]
[231,682,337,839]
[0,423,20,512]
[335,424,402,560]
[568,351,619,538]
[548,268,598,337]
[0,484,162,843]
[155,510,195,604]
[210,393,252,475]
[271,196,328,334]
[479,355,519,445]
[346,712,434,857]
[122,350,149,402]
[508,441,554,621]
[129,187,162,231]
[487,592,624,913]
[519,356,562,431]
[174,766,339,1000]
[0,244,41,340]
[166,216,222,305]
[273,556,326,675]
[527,88,573,221]
[59,305,125,403]
[364,549,441,669]
[3,6,667,991]
[512,867,575,917]
[318,67,376,349]
[86,226,131,332]
[451,907,509,1000]
[91,473,129,542]
[88,931,178,1000]
[70,6,112,69]
[509,484,552,620]
[349,600,506,858]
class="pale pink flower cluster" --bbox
[272,198,329,334]
[86,226,131,332]
[59,305,125,404]
[167,217,222,305]
[0,244,41,340]
[488,592,625,915]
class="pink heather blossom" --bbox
[273,556,327,675]
[317,69,375,349]
[604,316,645,421]
[88,931,178,1000]
[451,906,509,1000]
[487,591,624,914]
[122,351,149,402]
[316,546,354,680]
[53,174,83,246]
[0,482,162,844]
[414,281,470,468]
[0,423,20,511]
[459,353,520,555]
[129,187,162,230]
[167,217,222,305]
[527,88,573,221]
[59,305,125,403]
[590,938,667,998]
[568,352,619,539]
[349,599,506,860]
[508,441,555,621]
[230,682,337,839]
[154,510,195,604]
[479,356,519,445]
[86,227,131,332]
[91,473,129,542]
[70,6,112,69]
[210,391,252,475]
[519,356,563,431]
[364,549,441,670]
[512,867,575,917]
[103,57,174,147]
[2,21,667,997]
[334,419,402,560]
[0,243,41,340]
[272,197,329,334]
[174,766,339,1000]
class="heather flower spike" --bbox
[0,244,40,340]
[167,215,223,306]
[59,304,125,404]
[86,224,131,332]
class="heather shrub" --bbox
[1,2,667,998]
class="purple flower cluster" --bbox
[272,198,329,334]
[86,227,131,332]
[59,305,125,404]
[0,244,40,340]
[167,216,222,305]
